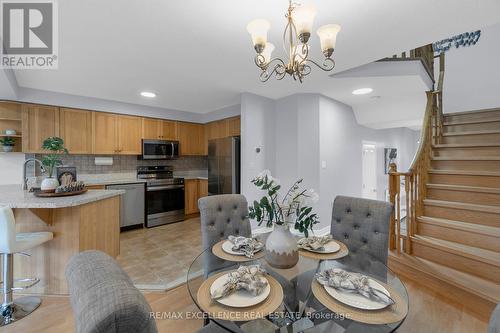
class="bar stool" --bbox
[0,207,53,326]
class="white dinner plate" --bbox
[298,239,341,254]
[324,278,391,310]
[221,240,263,256]
[210,273,271,307]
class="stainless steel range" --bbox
[137,166,184,227]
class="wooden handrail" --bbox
[388,51,445,254]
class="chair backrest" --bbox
[331,196,392,265]
[198,194,251,275]
[489,304,500,333]
[66,250,158,333]
[0,207,16,254]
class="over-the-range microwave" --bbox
[141,139,179,160]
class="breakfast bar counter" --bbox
[0,185,124,295]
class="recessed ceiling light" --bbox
[140,91,156,98]
[352,88,373,95]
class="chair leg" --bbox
[0,253,41,326]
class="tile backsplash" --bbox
[26,154,207,176]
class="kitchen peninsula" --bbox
[0,185,124,295]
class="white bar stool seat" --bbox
[0,207,53,326]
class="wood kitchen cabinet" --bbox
[205,116,241,142]
[22,104,59,153]
[225,116,241,137]
[93,113,141,155]
[117,115,142,154]
[178,122,206,155]
[59,108,93,154]
[142,118,178,140]
[184,179,209,215]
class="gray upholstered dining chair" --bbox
[489,304,500,333]
[330,195,392,265]
[198,194,252,276]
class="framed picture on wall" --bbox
[384,148,397,174]
[56,166,77,186]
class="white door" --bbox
[362,144,377,200]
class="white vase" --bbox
[265,223,299,269]
[41,177,59,191]
[2,145,13,152]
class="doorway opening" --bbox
[362,142,377,200]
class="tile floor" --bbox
[117,217,203,290]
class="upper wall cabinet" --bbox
[142,118,178,140]
[92,112,118,154]
[205,116,241,141]
[22,104,59,153]
[117,115,142,154]
[59,108,93,154]
[178,122,205,156]
[225,116,241,137]
[0,102,23,152]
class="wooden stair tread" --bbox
[417,215,500,237]
[443,117,500,126]
[433,143,500,148]
[427,183,500,194]
[432,156,500,161]
[445,107,500,117]
[424,198,500,214]
[412,235,500,267]
[442,129,500,136]
[429,169,500,177]
[389,252,500,303]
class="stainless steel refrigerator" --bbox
[208,137,240,195]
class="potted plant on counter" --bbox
[248,170,319,269]
[41,137,69,191]
[0,137,15,152]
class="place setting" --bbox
[196,265,284,321]
[311,267,408,325]
[212,235,265,262]
[297,234,349,260]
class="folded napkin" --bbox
[211,265,268,300]
[315,268,395,305]
[227,235,264,258]
[298,235,334,251]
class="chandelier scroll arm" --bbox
[304,57,335,72]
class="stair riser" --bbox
[412,241,500,283]
[442,133,500,144]
[445,110,500,122]
[443,121,500,132]
[434,147,500,158]
[424,205,500,227]
[417,222,500,252]
[432,160,500,172]
[429,173,500,188]
[427,188,500,207]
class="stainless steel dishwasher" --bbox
[106,183,145,229]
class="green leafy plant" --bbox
[248,170,319,237]
[0,137,15,146]
[41,137,68,177]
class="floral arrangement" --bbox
[41,137,68,178]
[248,170,319,237]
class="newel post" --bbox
[388,163,399,251]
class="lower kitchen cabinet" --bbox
[184,179,208,215]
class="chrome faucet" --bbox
[22,159,46,191]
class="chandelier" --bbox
[247,1,341,83]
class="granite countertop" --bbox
[77,173,147,186]
[0,184,125,209]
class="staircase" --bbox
[387,54,500,322]
[390,108,500,321]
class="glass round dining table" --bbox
[187,248,408,333]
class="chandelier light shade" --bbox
[246,19,271,53]
[247,0,340,82]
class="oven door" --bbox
[142,140,169,159]
[146,185,185,227]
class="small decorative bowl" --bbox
[4,129,16,135]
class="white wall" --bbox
[241,92,419,230]
[0,153,24,185]
[240,93,276,228]
[443,22,500,113]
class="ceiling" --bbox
[12,0,500,113]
